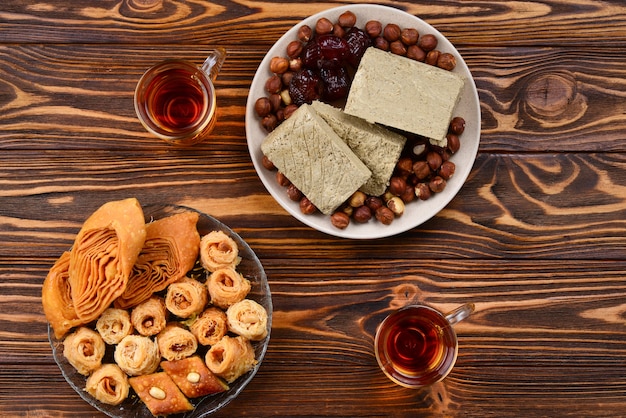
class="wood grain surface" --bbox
[2,1,626,417]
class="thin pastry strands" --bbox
[85,364,130,406]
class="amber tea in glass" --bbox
[374,303,474,388]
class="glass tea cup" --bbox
[374,303,474,388]
[134,48,226,146]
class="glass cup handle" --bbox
[201,47,227,82]
[445,303,475,325]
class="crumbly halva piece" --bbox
[344,47,465,147]
[261,104,371,215]
[311,100,406,196]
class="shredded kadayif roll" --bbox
[165,277,208,318]
[205,335,256,383]
[157,324,198,361]
[206,267,251,309]
[85,364,130,406]
[226,299,268,341]
[130,296,168,337]
[190,307,228,346]
[114,335,160,376]
[63,327,106,376]
[69,198,146,323]
[96,308,133,345]
[199,230,241,272]
[115,211,200,309]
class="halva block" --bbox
[344,47,465,147]
[311,100,406,196]
[260,104,371,215]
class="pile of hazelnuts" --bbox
[256,10,466,229]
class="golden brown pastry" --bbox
[206,267,250,309]
[161,356,229,398]
[85,364,130,406]
[226,299,268,341]
[131,296,168,337]
[157,324,198,361]
[63,327,106,376]
[129,372,193,416]
[114,335,160,376]
[199,230,241,272]
[69,198,146,323]
[165,277,208,318]
[42,251,84,339]
[116,211,200,309]
[96,308,133,345]
[205,335,256,383]
[189,307,228,346]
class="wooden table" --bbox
[2,1,626,417]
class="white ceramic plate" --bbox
[49,204,272,418]
[246,4,480,239]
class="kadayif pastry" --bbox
[131,296,168,337]
[157,324,198,362]
[161,356,228,398]
[205,335,256,383]
[129,372,194,416]
[85,364,130,406]
[96,308,133,345]
[63,327,106,376]
[226,299,268,341]
[42,251,83,339]
[199,230,241,272]
[69,198,146,323]
[190,307,228,346]
[114,335,160,377]
[206,267,250,309]
[115,211,200,309]
[165,277,208,318]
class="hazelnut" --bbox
[365,196,384,212]
[261,155,275,171]
[365,20,383,38]
[375,206,395,225]
[269,93,282,112]
[439,161,456,180]
[331,212,350,229]
[286,184,303,201]
[261,114,278,132]
[283,104,298,119]
[352,205,372,223]
[400,184,415,203]
[275,108,285,122]
[338,11,357,28]
[254,97,271,118]
[383,23,401,42]
[411,142,428,158]
[348,190,367,208]
[406,45,426,61]
[425,50,441,66]
[429,176,447,193]
[315,17,334,35]
[427,151,443,171]
[413,160,432,180]
[388,176,407,196]
[341,205,354,217]
[276,171,290,187]
[289,58,303,72]
[280,89,292,106]
[415,183,432,200]
[297,25,312,42]
[446,133,461,154]
[270,56,289,74]
[401,28,419,45]
[299,196,317,214]
[265,75,282,94]
[333,23,345,38]
[373,37,389,51]
[389,40,407,56]
[449,117,466,135]
[437,53,456,71]
[286,41,303,59]
[395,156,414,177]
[387,196,405,216]
[418,33,438,51]
[281,71,294,86]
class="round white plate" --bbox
[245,4,480,239]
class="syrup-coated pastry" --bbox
[42,251,83,339]
[96,308,133,345]
[189,307,228,346]
[226,299,268,341]
[165,277,208,318]
[157,324,198,361]
[199,230,241,272]
[131,296,168,337]
[129,372,193,416]
[69,198,146,323]
[85,364,130,406]
[161,356,229,398]
[114,335,160,376]
[206,267,250,309]
[205,335,256,383]
[63,327,106,376]
[116,211,200,309]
